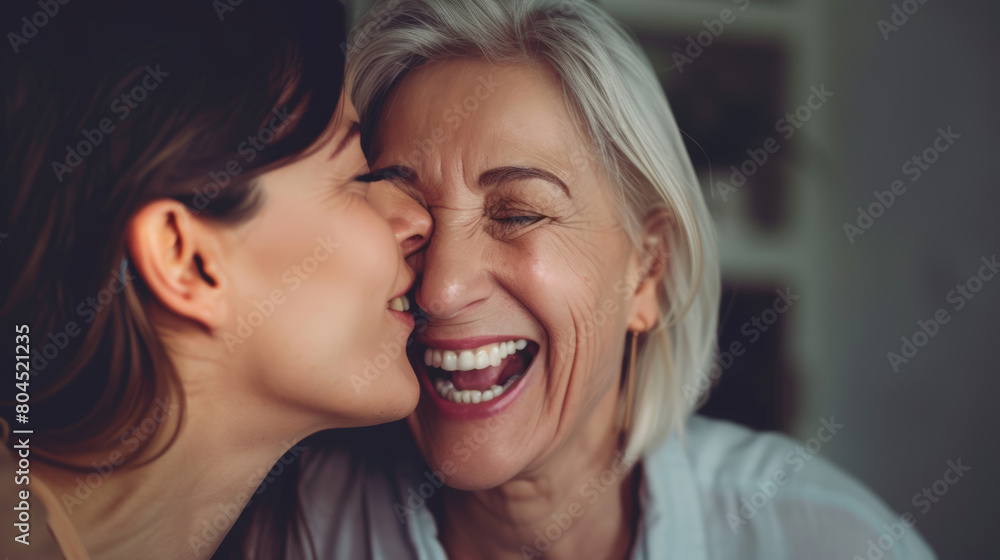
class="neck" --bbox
[438,397,641,560]
[37,385,316,559]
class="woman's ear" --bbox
[126,200,228,330]
[626,211,671,333]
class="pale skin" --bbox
[34,95,433,559]
[372,59,668,560]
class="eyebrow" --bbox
[329,121,361,160]
[361,164,572,198]
[478,166,571,197]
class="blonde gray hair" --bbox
[347,0,720,457]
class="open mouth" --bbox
[386,295,414,328]
[411,338,540,405]
[387,295,411,311]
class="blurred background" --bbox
[347,0,998,556]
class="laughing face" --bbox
[221,96,427,431]
[370,58,661,489]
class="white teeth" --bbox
[420,339,530,372]
[424,338,532,404]
[388,295,410,312]
[457,350,476,370]
[441,351,457,371]
[474,349,490,369]
[432,378,521,404]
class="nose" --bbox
[416,214,492,321]
[366,181,433,258]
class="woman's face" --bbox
[371,59,657,488]
[220,96,431,429]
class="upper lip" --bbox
[389,272,415,302]
[415,335,536,351]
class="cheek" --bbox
[335,198,400,297]
[309,203,399,356]
[232,198,399,374]
[500,231,631,401]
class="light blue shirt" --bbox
[294,416,937,559]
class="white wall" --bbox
[820,0,998,556]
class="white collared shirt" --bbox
[292,416,937,559]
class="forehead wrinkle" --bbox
[373,68,442,160]
[479,139,584,207]
[433,200,484,240]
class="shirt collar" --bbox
[396,429,708,560]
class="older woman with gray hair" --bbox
[226,0,938,558]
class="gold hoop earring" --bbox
[622,330,638,433]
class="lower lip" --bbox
[388,308,415,328]
[411,346,537,421]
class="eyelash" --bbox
[498,215,542,227]
[489,212,545,238]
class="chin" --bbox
[445,463,522,491]
[406,400,546,491]
[374,359,423,421]
[333,353,420,427]
[409,420,536,490]
[403,337,549,487]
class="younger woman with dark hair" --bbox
[0,1,431,558]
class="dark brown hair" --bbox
[0,0,346,469]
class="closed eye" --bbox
[488,214,546,239]
[356,166,416,184]
[498,215,542,227]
